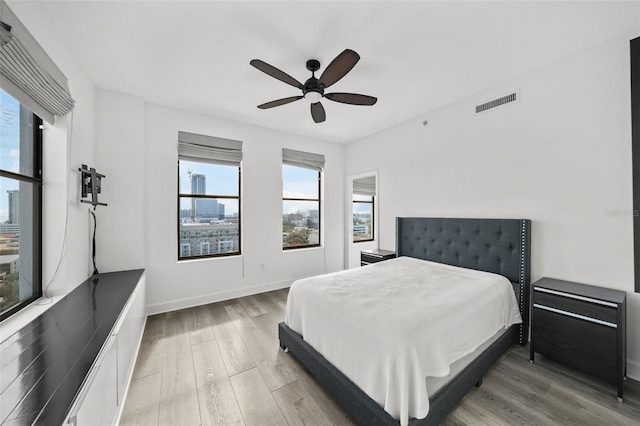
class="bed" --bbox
[278,217,531,425]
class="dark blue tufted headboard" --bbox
[395,217,531,345]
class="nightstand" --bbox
[530,277,626,402]
[360,249,396,266]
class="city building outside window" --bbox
[177,131,242,260]
[0,89,43,321]
[353,193,374,242]
[282,164,321,249]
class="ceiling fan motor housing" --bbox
[306,59,321,72]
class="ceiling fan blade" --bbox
[325,92,377,106]
[257,96,303,109]
[311,102,326,123]
[318,49,360,88]
[250,59,303,89]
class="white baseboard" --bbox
[146,278,295,316]
[627,358,640,382]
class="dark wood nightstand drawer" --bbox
[533,306,617,383]
[533,288,618,325]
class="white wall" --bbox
[137,103,345,314]
[1,1,96,337]
[95,89,145,272]
[345,32,640,380]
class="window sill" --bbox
[177,253,243,264]
[282,245,322,252]
[0,295,62,343]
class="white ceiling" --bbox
[36,1,640,143]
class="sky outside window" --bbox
[0,90,20,222]
[282,164,319,214]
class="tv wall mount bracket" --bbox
[79,164,107,208]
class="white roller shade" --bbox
[178,131,243,166]
[282,148,325,171]
[0,1,75,124]
[353,176,376,196]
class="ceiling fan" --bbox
[250,49,377,123]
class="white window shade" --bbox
[353,176,376,196]
[178,131,243,166]
[282,148,325,171]
[0,1,75,124]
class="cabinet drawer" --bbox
[533,288,617,324]
[533,307,617,383]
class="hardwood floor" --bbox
[121,288,640,425]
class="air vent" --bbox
[475,92,518,114]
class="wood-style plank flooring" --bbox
[121,288,640,425]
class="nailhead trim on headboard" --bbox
[519,219,527,345]
[395,217,400,258]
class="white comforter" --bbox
[285,256,522,425]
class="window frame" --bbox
[282,166,321,250]
[352,195,375,243]
[176,160,241,260]
[0,108,43,322]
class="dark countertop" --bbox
[0,269,144,425]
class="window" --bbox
[200,241,210,255]
[282,149,324,250]
[352,175,376,243]
[177,131,242,260]
[0,89,43,321]
[353,194,374,242]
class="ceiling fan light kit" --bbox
[250,49,377,123]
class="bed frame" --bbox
[278,217,531,425]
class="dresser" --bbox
[0,270,146,425]
[360,248,396,266]
[530,277,626,401]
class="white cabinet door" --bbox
[73,336,118,426]
[116,291,137,403]
[114,275,146,422]
[101,341,119,425]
